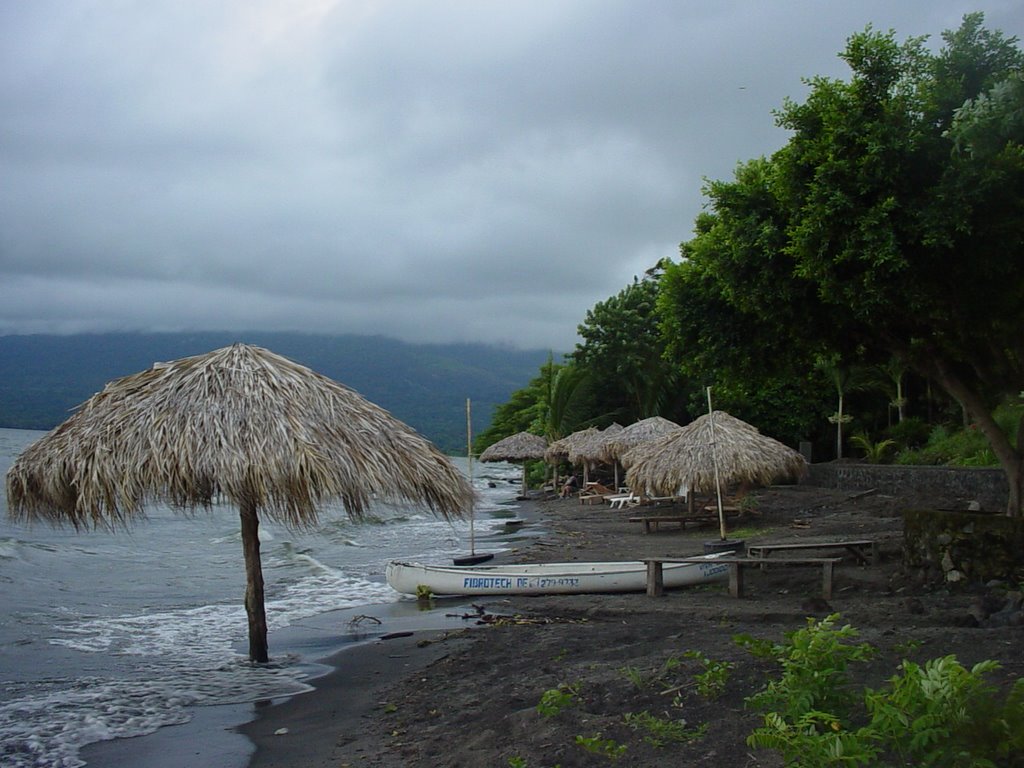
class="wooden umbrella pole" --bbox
[707,387,727,541]
[466,398,475,555]
[239,498,269,663]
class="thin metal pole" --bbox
[707,387,727,540]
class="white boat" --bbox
[385,554,730,596]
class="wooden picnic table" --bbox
[746,539,876,567]
[629,507,741,533]
[644,556,843,599]
[629,514,714,533]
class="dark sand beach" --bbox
[243,484,1024,767]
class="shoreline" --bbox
[81,494,548,768]
[242,495,551,767]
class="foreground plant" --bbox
[682,649,734,699]
[536,683,579,718]
[624,710,706,747]
[574,733,627,760]
[741,614,1024,766]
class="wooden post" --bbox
[646,561,664,597]
[822,560,834,600]
[728,562,744,598]
[240,499,269,663]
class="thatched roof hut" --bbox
[623,410,808,498]
[479,431,548,497]
[600,416,681,464]
[5,343,473,662]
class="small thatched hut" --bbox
[479,431,548,497]
[5,343,473,663]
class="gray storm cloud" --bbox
[2,0,1020,349]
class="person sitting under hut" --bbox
[559,475,578,498]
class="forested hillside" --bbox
[0,332,552,453]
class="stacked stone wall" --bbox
[807,463,1008,512]
[903,509,1024,586]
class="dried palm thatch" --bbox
[600,416,681,464]
[479,431,548,497]
[624,410,808,499]
[544,427,601,486]
[479,432,548,463]
[544,427,598,465]
[5,343,473,662]
[568,423,623,466]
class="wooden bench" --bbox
[629,514,715,533]
[702,504,741,516]
[643,556,843,599]
[746,539,876,568]
[630,507,741,533]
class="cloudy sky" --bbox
[2,1,1021,351]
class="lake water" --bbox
[0,427,531,767]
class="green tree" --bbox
[475,355,596,452]
[665,15,1024,512]
[572,269,688,423]
[657,173,830,450]
[815,353,874,460]
[777,17,1024,510]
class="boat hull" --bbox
[385,555,730,596]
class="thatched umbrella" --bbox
[5,343,473,663]
[544,427,597,465]
[545,427,599,485]
[568,423,624,488]
[479,431,548,497]
[600,416,681,465]
[624,410,808,514]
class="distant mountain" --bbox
[0,332,553,453]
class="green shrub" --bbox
[849,432,897,463]
[895,402,1024,467]
[737,614,875,720]
[742,615,1024,766]
[884,416,931,450]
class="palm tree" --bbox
[815,353,870,460]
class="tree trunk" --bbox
[239,500,269,663]
[930,361,1023,516]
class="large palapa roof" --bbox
[6,343,473,528]
[624,410,807,497]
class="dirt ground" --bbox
[343,484,1024,767]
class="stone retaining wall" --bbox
[807,462,1008,511]
[903,509,1024,586]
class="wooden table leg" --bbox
[646,561,664,597]
[728,563,744,597]
[822,561,834,599]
